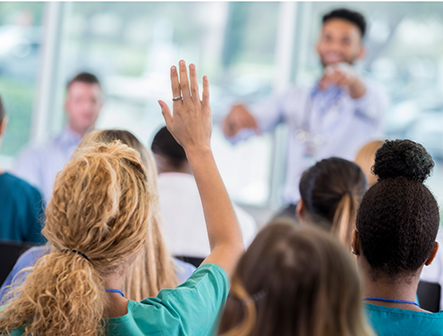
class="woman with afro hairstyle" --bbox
[352,139,443,335]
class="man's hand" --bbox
[222,104,260,137]
[318,63,366,99]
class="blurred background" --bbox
[1,2,443,224]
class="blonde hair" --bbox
[0,141,150,335]
[77,130,179,300]
[219,223,375,336]
[354,140,384,187]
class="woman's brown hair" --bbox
[0,141,151,335]
[218,222,374,336]
[299,157,367,249]
[77,129,179,300]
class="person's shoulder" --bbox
[141,263,229,305]
[18,137,58,156]
[366,302,443,319]
[1,173,43,199]
[130,264,229,336]
[365,303,443,336]
[14,246,49,269]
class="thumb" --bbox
[159,100,173,128]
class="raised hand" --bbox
[159,61,244,276]
[158,60,212,153]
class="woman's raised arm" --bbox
[158,60,244,277]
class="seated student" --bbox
[354,140,384,187]
[151,126,257,267]
[0,129,195,303]
[218,222,375,336]
[0,95,45,244]
[296,157,367,249]
[352,139,443,335]
[14,73,103,203]
[0,60,244,335]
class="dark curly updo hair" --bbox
[356,139,439,278]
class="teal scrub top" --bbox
[107,263,229,336]
[4,263,229,336]
[365,303,443,336]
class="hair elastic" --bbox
[62,249,91,262]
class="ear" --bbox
[0,116,8,137]
[296,199,305,219]
[351,229,360,256]
[425,241,439,266]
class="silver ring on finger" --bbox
[172,96,183,101]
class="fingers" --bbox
[189,63,200,102]
[158,100,173,128]
[319,68,349,90]
[170,66,181,100]
[178,60,191,102]
[202,76,210,109]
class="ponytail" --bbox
[299,157,367,250]
[78,129,179,301]
[331,192,358,249]
[1,251,105,335]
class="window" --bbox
[0,3,44,167]
[53,1,280,206]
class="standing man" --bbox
[223,8,388,217]
[14,72,103,203]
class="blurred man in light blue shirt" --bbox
[14,73,103,203]
[222,9,388,216]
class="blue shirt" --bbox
[13,127,82,203]
[228,82,388,204]
[0,246,196,303]
[0,173,45,244]
[365,302,443,336]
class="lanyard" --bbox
[105,289,125,297]
[364,297,419,307]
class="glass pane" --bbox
[0,3,44,163]
[55,1,280,206]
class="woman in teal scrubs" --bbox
[352,139,443,336]
[0,61,244,336]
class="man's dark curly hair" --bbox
[356,139,439,278]
[323,8,367,38]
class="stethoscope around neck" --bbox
[293,86,343,157]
